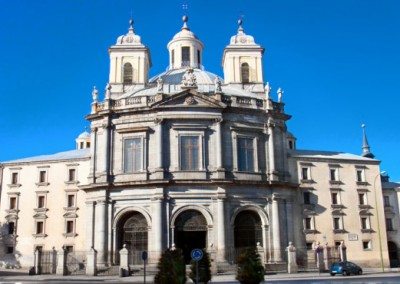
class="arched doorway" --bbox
[117,211,148,264]
[234,210,262,248]
[174,210,207,263]
[388,241,399,267]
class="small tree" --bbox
[236,247,265,284]
[189,249,211,283]
[154,248,186,284]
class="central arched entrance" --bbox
[234,210,262,248]
[117,211,148,264]
[174,210,207,263]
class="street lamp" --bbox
[374,170,386,272]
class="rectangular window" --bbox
[358,193,366,205]
[66,221,74,234]
[303,192,311,204]
[9,197,17,210]
[386,218,393,231]
[67,195,75,208]
[334,241,342,248]
[306,242,313,250]
[333,217,341,230]
[65,246,74,253]
[68,169,76,182]
[181,46,190,66]
[124,138,142,173]
[331,192,338,205]
[356,169,364,182]
[363,240,371,250]
[36,221,44,234]
[197,49,201,65]
[11,172,18,184]
[7,247,14,254]
[39,171,46,183]
[181,136,199,170]
[301,167,309,180]
[330,169,337,181]
[37,196,45,208]
[304,217,312,230]
[237,137,254,172]
[384,196,390,207]
[361,217,370,229]
[8,222,15,235]
[171,49,175,65]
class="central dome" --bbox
[150,68,221,85]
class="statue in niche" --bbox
[214,77,222,93]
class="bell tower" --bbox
[108,19,151,91]
[222,19,264,93]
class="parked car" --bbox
[330,261,363,276]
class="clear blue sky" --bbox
[1,0,399,180]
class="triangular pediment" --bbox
[151,90,226,109]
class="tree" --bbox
[154,248,186,284]
[189,249,211,283]
[236,247,265,284]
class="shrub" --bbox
[236,247,265,284]
[154,248,186,284]
[189,249,211,283]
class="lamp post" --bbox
[374,171,386,272]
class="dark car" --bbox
[330,261,363,276]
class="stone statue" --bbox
[92,86,98,102]
[286,242,298,274]
[181,68,197,88]
[264,82,271,99]
[214,77,222,93]
[156,77,163,92]
[105,83,112,99]
[277,87,283,103]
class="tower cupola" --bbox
[76,131,91,150]
[167,16,204,70]
[361,124,374,158]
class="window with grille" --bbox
[124,138,142,173]
[9,197,16,210]
[36,221,44,234]
[333,217,341,230]
[68,169,76,182]
[330,168,338,181]
[304,217,312,230]
[358,193,366,205]
[180,136,199,170]
[181,47,190,66]
[331,192,339,205]
[237,137,254,172]
[241,63,250,83]
[11,172,18,184]
[356,169,364,182]
[39,171,46,183]
[123,63,133,84]
[37,196,45,208]
[361,217,370,229]
[66,221,74,234]
[67,195,75,207]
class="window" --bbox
[384,196,390,207]
[386,218,393,231]
[68,169,76,182]
[304,217,312,230]
[181,46,190,66]
[334,241,342,248]
[306,242,313,250]
[36,221,44,234]
[361,217,370,230]
[180,136,199,170]
[67,195,75,208]
[80,142,84,149]
[123,63,133,84]
[333,217,342,230]
[171,49,175,66]
[301,167,309,180]
[331,192,339,205]
[241,62,250,83]
[11,172,18,185]
[65,246,74,253]
[39,171,46,183]
[66,220,74,234]
[87,141,91,148]
[124,138,142,173]
[37,196,45,208]
[237,137,254,172]
[8,222,15,235]
[7,247,14,254]
[356,169,364,182]
[303,192,311,204]
[197,49,201,65]
[330,168,338,181]
[358,193,367,205]
[363,240,371,250]
[288,140,294,150]
[9,197,17,210]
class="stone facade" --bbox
[0,16,393,271]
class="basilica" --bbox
[0,16,396,273]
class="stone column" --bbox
[286,199,294,244]
[102,124,110,180]
[216,119,223,169]
[268,119,277,181]
[86,247,97,276]
[152,188,164,262]
[56,248,66,275]
[94,199,107,267]
[119,245,129,277]
[85,201,95,250]
[89,128,98,183]
[272,194,283,262]
[154,120,164,179]
[262,225,268,262]
[216,188,226,262]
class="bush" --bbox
[189,249,211,283]
[154,248,186,284]
[236,247,265,284]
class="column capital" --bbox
[96,199,107,205]
[214,117,223,124]
[85,200,96,206]
[272,193,283,201]
[154,118,164,124]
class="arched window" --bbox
[241,63,250,83]
[234,210,262,248]
[123,63,133,84]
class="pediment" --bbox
[152,90,226,109]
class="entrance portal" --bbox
[174,210,207,263]
[388,241,399,267]
[234,210,262,248]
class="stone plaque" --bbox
[348,234,358,241]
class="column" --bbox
[152,189,164,262]
[217,196,226,262]
[216,120,223,169]
[154,120,164,179]
[262,225,268,262]
[286,199,294,244]
[272,194,282,262]
[85,201,95,250]
[102,124,109,179]
[268,120,277,181]
[94,200,107,267]
[89,128,97,183]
